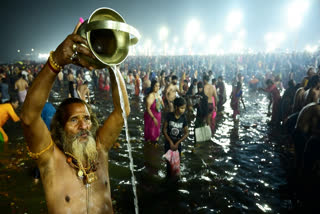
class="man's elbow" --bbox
[20,106,35,126]
[20,111,32,126]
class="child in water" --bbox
[163,97,189,178]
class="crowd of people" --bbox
[1,30,320,211]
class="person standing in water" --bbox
[144,80,164,142]
[230,81,246,120]
[20,20,129,213]
[14,73,28,104]
[163,97,189,178]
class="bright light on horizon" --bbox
[305,44,318,53]
[38,53,49,59]
[185,19,200,43]
[287,0,309,30]
[159,26,169,41]
[226,10,243,32]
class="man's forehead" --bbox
[65,103,90,118]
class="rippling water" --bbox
[0,82,293,213]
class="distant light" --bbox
[238,29,246,38]
[185,19,200,43]
[173,36,179,44]
[178,48,184,55]
[264,32,286,50]
[159,26,169,41]
[287,0,309,30]
[31,48,34,52]
[305,44,318,53]
[38,53,49,59]
[226,10,243,32]
[198,33,206,44]
[17,50,20,53]
[266,44,277,53]
[230,40,244,53]
[208,34,223,54]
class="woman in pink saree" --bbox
[144,80,164,142]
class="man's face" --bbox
[64,103,92,143]
[172,79,177,85]
[63,103,97,164]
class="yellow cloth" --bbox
[0,103,20,126]
[0,103,20,143]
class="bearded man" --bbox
[21,21,129,214]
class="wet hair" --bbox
[307,67,315,75]
[51,98,99,151]
[171,75,178,81]
[218,76,223,80]
[203,75,209,82]
[10,97,19,104]
[265,79,274,86]
[192,79,198,84]
[307,75,320,89]
[212,78,217,85]
[173,97,186,107]
[4,97,18,104]
[288,80,295,88]
[148,80,159,95]
[83,81,89,85]
[197,81,203,89]
[0,76,7,83]
[160,70,166,76]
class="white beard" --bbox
[64,132,98,166]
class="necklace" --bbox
[65,152,97,184]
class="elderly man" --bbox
[21,21,129,213]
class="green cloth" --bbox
[0,131,4,143]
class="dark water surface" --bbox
[0,83,293,213]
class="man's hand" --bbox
[52,21,97,70]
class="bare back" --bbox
[304,88,320,106]
[67,73,75,82]
[293,87,305,113]
[204,83,215,103]
[296,103,320,135]
[166,83,179,102]
[78,85,90,102]
[15,78,28,91]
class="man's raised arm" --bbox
[21,21,96,162]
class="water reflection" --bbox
[0,82,292,213]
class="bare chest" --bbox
[41,156,112,214]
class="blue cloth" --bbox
[0,83,10,103]
[41,102,56,130]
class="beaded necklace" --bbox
[65,152,98,184]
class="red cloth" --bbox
[163,150,180,176]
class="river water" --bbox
[0,82,294,214]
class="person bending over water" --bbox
[0,98,19,143]
[21,21,129,214]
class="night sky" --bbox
[1,0,320,62]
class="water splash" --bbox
[111,65,139,214]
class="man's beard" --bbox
[62,130,98,166]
